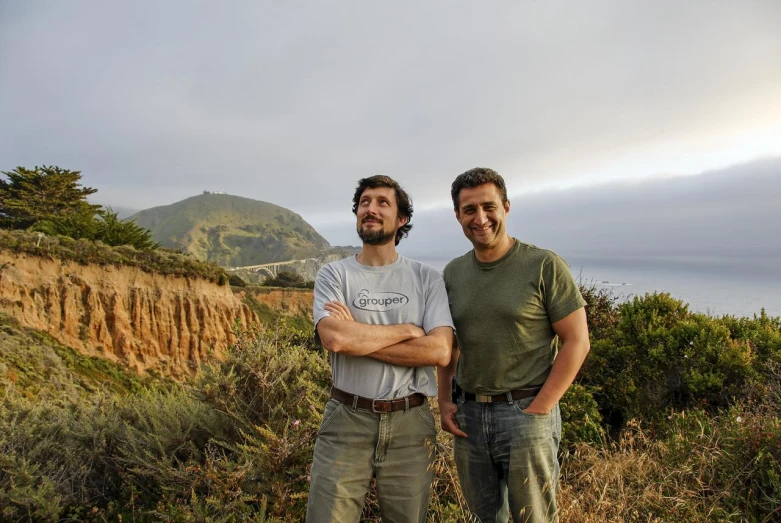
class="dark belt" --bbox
[330,387,426,413]
[462,387,542,403]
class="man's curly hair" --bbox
[351,175,413,246]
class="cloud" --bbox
[2,1,781,223]
[388,157,781,279]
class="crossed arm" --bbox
[316,301,453,368]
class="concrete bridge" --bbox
[230,258,321,280]
[227,249,357,283]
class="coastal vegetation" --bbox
[1,165,336,278]
[1,286,779,521]
[0,228,229,285]
[1,166,158,250]
[262,270,315,289]
[2,165,778,520]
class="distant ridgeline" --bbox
[130,193,337,268]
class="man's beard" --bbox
[357,225,396,246]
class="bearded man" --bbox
[306,175,454,523]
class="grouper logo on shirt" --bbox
[353,289,409,312]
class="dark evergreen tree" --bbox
[31,206,99,240]
[0,166,100,229]
[2,165,159,250]
[95,208,160,250]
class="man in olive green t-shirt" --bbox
[437,168,590,523]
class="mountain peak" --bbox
[130,194,331,267]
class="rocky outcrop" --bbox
[0,252,257,378]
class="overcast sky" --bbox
[391,157,781,277]
[2,1,780,254]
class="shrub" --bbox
[721,309,781,369]
[580,292,756,426]
[262,270,313,289]
[578,283,619,342]
[229,273,247,287]
[559,384,605,447]
[196,327,331,519]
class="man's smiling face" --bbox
[455,182,510,250]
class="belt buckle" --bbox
[372,398,391,413]
[475,394,493,403]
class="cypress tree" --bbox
[0,166,101,229]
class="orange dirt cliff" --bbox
[0,252,257,378]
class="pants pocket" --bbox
[415,403,438,435]
[317,398,344,436]
[513,396,553,418]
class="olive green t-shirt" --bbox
[443,239,586,395]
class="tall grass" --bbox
[559,402,781,522]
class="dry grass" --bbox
[558,415,775,523]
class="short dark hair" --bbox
[450,167,508,210]
[351,175,413,245]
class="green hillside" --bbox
[129,194,331,267]
[0,313,150,398]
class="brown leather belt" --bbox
[330,387,426,413]
[462,387,542,403]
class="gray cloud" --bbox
[2,1,781,224]
[388,157,781,280]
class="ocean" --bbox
[416,257,781,319]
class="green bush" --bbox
[559,384,605,447]
[0,312,147,397]
[581,292,756,426]
[262,270,314,289]
[196,328,331,519]
[721,309,781,369]
[579,283,619,342]
[229,273,247,287]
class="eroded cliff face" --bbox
[239,287,313,318]
[0,252,257,377]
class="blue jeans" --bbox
[306,398,437,523]
[454,396,561,523]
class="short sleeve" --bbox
[313,263,345,327]
[543,254,587,324]
[422,269,455,334]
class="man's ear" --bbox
[454,208,461,221]
[504,200,510,214]
[398,215,409,227]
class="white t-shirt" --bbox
[313,255,454,399]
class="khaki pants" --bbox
[306,398,437,523]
